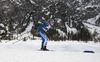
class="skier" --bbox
[37,19,54,51]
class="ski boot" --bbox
[41,45,44,50]
[43,46,49,51]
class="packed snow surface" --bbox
[0,40,100,62]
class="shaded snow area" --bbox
[0,40,100,62]
[83,22,100,37]
[86,13,100,25]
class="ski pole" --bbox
[12,35,32,44]
[5,31,31,43]
[17,31,31,37]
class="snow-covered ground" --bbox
[0,40,100,62]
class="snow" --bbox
[10,0,22,5]
[25,22,33,31]
[0,40,100,62]
[0,23,4,27]
[41,6,47,12]
[42,17,45,19]
[83,22,100,41]
[50,15,53,18]
[0,30,4,34]
[57,18,61,23]
[3,5,9,9]
[45,11,50,15]
[85,5,100,9]
[83,22,100,37]
[77,0,82,3]
[0,0,100,62]
[30,0,36,5]
[17,22,33,39]
[56,29,67,37]
[86,13,100,25]
[65,23,77,34]
[30,0,38,6]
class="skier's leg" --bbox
[43,35,49,50]
[41,37,45,50]
[44,35,49,46]
[39,31,45,50]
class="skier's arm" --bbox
[37,23,48,29]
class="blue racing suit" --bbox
[37,23,51,46]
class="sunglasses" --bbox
[50,21,54,23]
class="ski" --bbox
[38,49,54,51]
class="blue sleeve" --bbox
[37,23,48,28]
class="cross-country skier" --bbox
[37,19,54,51]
